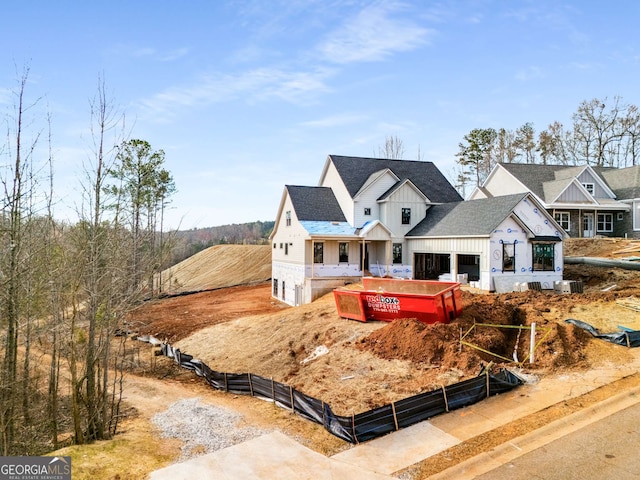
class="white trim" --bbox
[579,165,617,198]
[596,212,614,233]
[548,178,594,204]
[375,178,428,203]
[353,168,400,200]
[554,211,570,231]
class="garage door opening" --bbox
[458,254,480,282]
[414,253,450,280]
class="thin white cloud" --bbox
[515,66,544,82]
[159,48,190,62]
[114,45,190,62]
[318,1,433,64]
[301,113,368,128]
[138,66,335,117]
[568,61,597,70]
[131,47,157,57]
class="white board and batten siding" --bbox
[407,236,489,287]
[352,171,398,227]
[379,184,427,235]
[320,161,355,223]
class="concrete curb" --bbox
[426,385,640,479]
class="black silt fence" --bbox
[565,318,640,348]
[145,338,523,444]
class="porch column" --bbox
[361,237,365,278]
[578,209,582,238]
[311,239,315,278]
[386,241,391,277]
[452,252,458,281]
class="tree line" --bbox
[0,70,176,455]
[168,221,274,264]
[455,96,640,195]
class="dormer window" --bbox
[582,183,594,195]
[401,208,411,225]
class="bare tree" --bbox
[514,123,536,163]
[618,104,640,166]
[0,67,44,455]
[572,97,626,166]
[66,77,129,443]
[377,135,405,159]
[495,128,517,163]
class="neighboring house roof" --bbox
[286,185,346,222]
[499,163,579,200]
[494,163,640,210]
[328,155,463,203]
[406,193,531,237]
[601,165,640,200]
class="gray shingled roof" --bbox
[329,155,462,203]
[500,162,640,201]
[600,165,640,200]
[286,185,346,222]
[406,193,529,237]
[499,163,573,200]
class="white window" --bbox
[554,212,570,231]
[597,213,613,232]
[582,183,595,195]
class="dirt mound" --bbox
[157,244,271,294]
[357,292,591,373]
[564,237,640,258]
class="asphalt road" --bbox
[475,401,640,480]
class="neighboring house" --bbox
[406,192,567,293]
[470,163,640,239]
[599,165,640,238]
[271,155,566,305]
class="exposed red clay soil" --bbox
[126,238,640,418]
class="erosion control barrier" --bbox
[565,319,640,348]
[136,335,523,443]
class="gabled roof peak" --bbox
[327,155,462,203]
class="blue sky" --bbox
[2,1,639,229]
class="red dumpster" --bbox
[333,277,462,324]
